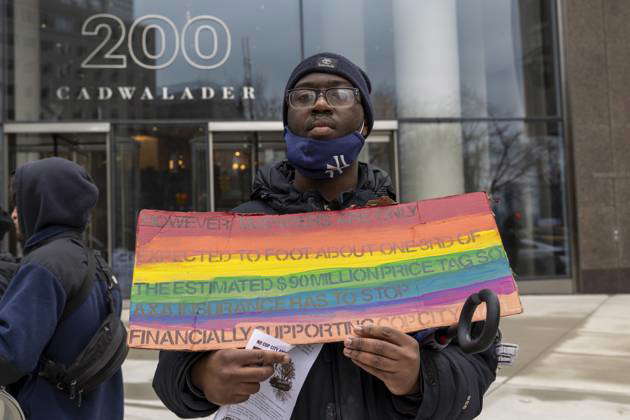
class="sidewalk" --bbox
[122,294,630,419]
[479,294,630,419]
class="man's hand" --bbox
[191,349,291,405]
[343,325,421,395]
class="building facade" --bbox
[0,0,627,296]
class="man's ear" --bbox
[361,120,368,137]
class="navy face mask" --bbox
[284,125,365,180]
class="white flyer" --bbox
[214,329,323,420]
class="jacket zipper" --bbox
[330,344,342,420]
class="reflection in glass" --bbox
[457,0,559,118]
[257,135,286,169]
[212,131,286,211]
[303,0,397,119]
[6,0,559,121]
[132,0,301,120]
[462,121,569,277]
[6,0,301,121]
[112,124,208,296]
[213,132,254,211]
[398,121,570,278]
[357,132,397,189]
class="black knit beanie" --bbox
[283,52,374,136]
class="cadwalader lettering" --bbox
[56,86,70,100]
[202,86,215,99]
[140,87,154,100]
[98,87,113,100]
[77,87,90,100]
[162,86,175,100]
[118,86,136,100]
[55,85,256,102]
[180,87,194,100]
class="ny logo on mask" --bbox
[325,155,350,178]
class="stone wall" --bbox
[564,0,630,292]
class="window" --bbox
[112,124,208,296]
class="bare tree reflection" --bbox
[463,119,558,194]
[462,117,567,277]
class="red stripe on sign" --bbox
[416,192,490,224]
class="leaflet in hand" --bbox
[214,329,322,420]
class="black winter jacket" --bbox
[152,161,498,420]
[0,253,18,297]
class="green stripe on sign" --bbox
[131,246,509,304]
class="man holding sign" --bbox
[153,53,499,419]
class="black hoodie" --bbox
[13,157,98,243]
[0,157,123,420]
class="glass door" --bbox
[5,129,109,258]
[212,132,256,211]
[111,123,208,297]
[211,130,286,211]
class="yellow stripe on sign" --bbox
[133,229,503,283]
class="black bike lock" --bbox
[456,289,501,354]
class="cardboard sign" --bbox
[128,192,522,350]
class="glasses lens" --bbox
[327,88,356,107]
[289,90,317,108]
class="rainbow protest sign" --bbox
[128,192,522,351]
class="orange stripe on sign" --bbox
[137,213,499,258]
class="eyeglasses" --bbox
[287,87,360,109]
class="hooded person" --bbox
[152,53,499,420]
[0,157,124,420]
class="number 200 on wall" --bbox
[81,14,231,70]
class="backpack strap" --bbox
[93,251,118,315]
[59,246,96,322]
[23,234,97,322]
[38,311,128,406]
[38,248,128,406]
